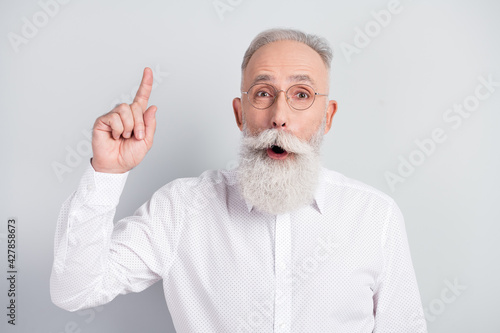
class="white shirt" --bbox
[50,159,427,333]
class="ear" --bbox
[323,100,338,134]
[233,97,244,131]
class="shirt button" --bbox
[87,184,95,191]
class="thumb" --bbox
[144,105,157,143]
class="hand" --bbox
[91,67,157,173]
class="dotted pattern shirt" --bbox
[50,159,427,333]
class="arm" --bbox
[373,201,428,332]
[51,68,162,311]
[50,160,165,311]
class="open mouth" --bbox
[267,145,289,160]
[271,145,285,154]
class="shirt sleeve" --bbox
[50,159,168,312]
[372,201,428,333]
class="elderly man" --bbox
[50,28,427,332]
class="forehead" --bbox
[244,40,328,87]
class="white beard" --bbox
[236,116,326,215]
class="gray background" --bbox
[1,0,499,332]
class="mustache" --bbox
[241,129,315,155]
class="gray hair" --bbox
[241,28,333,72]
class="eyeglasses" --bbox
[242,83,328,111]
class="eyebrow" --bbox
[251,74,316,86]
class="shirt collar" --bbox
[244,166,327,215]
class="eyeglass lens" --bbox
[247,84,315,110]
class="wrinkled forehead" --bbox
[242,40,329,89]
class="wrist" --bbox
[90,158,130,174]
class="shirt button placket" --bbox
[274,213,292,333]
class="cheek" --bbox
[291,113,324,139]
[244,110,268,130]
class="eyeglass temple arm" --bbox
[242,92,328,96]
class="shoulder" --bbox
[320,167,396,208]
[153,168,236,199]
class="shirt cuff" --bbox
[76,158,130,206]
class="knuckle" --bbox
[116,103,130,114]
[130,102,143,114]
[111,113,123,127]
[110,112,120,121]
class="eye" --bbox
[288,85,313,101]
[296,91,309,99]
[256,91,272,98]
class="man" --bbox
[51,28,427,332]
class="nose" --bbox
[270,90,289,129]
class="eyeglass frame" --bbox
[241,83,329,111]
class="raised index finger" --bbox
[133,67,154,111]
